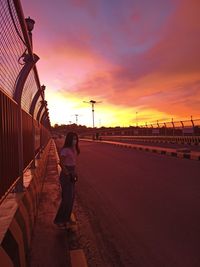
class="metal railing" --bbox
[0,0,51,202]
[80,118,200,148]
[99,135,200,146]
[80,118,200,137]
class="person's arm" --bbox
[59,155,69,175]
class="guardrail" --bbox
[0,0,51,202]
[79,117,200,139]
[98,135,200,146]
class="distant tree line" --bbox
[51,123,122,135]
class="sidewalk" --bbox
[28,141,88,267]
[28,141,71,267]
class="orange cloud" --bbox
[21,0,200,126]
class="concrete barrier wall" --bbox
[100,135,200,145]
[0,140,51,267]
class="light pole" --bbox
[15,16,36,193]
[136,112,138,127]
[75,114,78,124]
[191,115,194,136]
[25,17,35,48]
[171,118,175,136]
[83,100,101,128]
[71,114,81,124]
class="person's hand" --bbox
[70,174,78,182]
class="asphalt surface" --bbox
[74,140,200,267]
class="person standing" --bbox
[54,132,80,228]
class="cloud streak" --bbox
[21,0,200,125]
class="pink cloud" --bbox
[21,0,200,122]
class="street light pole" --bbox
[14,16,36,193]
[75,114,78,124]
[25,17,35,48]
[136,112,138,127]
[83,100,101,128]
[91,101,95,128]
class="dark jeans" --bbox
[54,170,75,224]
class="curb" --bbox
[107,142,200,161]
[69,213,88,267]
[70,249,88,267]
[81,139,200,161]
[0,141,51,267]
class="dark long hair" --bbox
[63,132,80,155]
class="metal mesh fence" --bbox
[21,69,39,113]
[34,96,43,119]
[34,119,40,151]
[0,90,19,199]
[83,118,200,137]
[0,0,42,117]
[140,119,200,129]
[39,108,46,123]
[22,110,33,168]
[0,0,51,202]
[0,0,27,96]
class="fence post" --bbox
[13,55,39,192]
[29,85,46,168]
[181,121,184,136]
[15,105,24,191]
[171,118,175,137]
[31,116,36,168]
[151,124,153,136]
[164,123,166,136]
[191,116,195,136]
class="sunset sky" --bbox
[21,0,200,127]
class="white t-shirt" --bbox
[60,147,76,166]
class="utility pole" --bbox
[71,114,81,124]
[75,114,78,124]
[136,112,138,127]
[72,114,79,124]
[83,100,101,128]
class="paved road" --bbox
[74,140,200,267]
